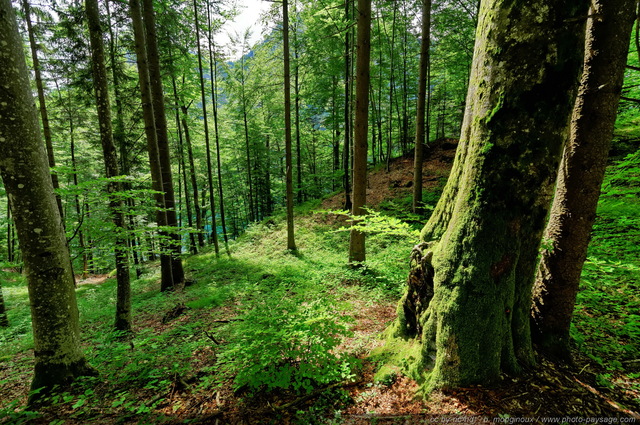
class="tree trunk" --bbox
[412,0,431,214]
[192,0,220,257]
[206,0,230,256]
[0,0,95,397]
[128,0,174,291]
[172,78,197,255]
[180,103,205,248]
[390,0,589,390]
[86,0,132,333]
[142,0,185,284]
[348,0,371,264]
[343,0,352,211]
[0,280,8,328]
[283,0,297,251]
[531,0,635,360]
[21,0,64,220]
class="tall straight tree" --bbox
[86,0,132,333]
[283,0,297,251]
[142,0,186,284]
[531,0,636,359]
[348,0,371,264]
[0,0,95,397]
[192,0,220,256]
[412,0,431,214]
[206,0,230,255]
[21,0,63,219]
[342,0,352,211]
[129,0,174,291]
[391,0,589,389]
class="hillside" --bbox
[1,146,639,424]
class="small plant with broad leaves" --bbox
[218,291,359,394]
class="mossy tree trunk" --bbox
[531,0,636,360]
[0,0,94,398]
[86,0,132,333]
[392,0,589,389]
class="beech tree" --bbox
[348,0,371,264]
[412,0,431,214]
[531,0,636,360]
[284,0,297,251]
[388,0,589,388]
[86,0,132,333]
[0,0,94,397]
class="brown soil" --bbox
[322,138,458,211]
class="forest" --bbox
[0,0,639,423]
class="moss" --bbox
[371,324,429,385]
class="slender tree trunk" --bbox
[0,0,95,397]
[531,0,635,360]
[172,78,197,255]
[86,0,132,333]
[0,280,7,327]
[284,0,297,251]
[180,103,205,248]
[386,2,397,172]
[21,0,64,220]
[129,0,174,291]
[348,0,371,264]
[192,0,220,256]
[391,0,589,389]
[412,0,431,214]
[142,0,186,283]
[206,0,230,256]
[343,0,352,211]
[6,201,12,263]
[294,22,303,204]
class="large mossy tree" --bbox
[386,0,590,389]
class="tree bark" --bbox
[348,0,371,264]
[142,0,186,284]
[531,0,635,360]
[343,0,352,211]
[86,0,132,333]
[0,0,95,397]
[284,0,297,251]
[0,280,8,328]
[192,0,220,256]
[128,0,174,291]
[206,0,230,256]
[412,0,432,214]
[391,0,589,389]
[21,0,64,220]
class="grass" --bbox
[0,209,414,424]
[0,151,638,422]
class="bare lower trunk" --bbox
[348,0,371,264]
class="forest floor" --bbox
[1,142,639,424]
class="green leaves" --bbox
[219,292,358,394]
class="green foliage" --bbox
[219,293,358,394]
[572,151,640,388]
